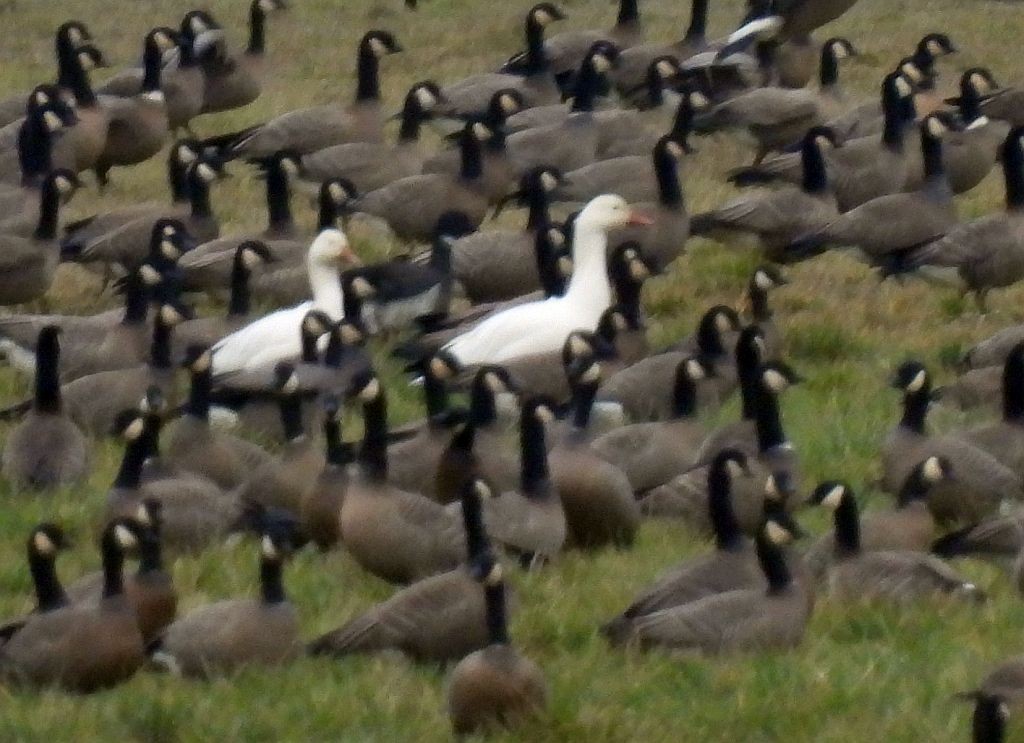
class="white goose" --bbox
[444,195,650,366]
[211,229,351,376]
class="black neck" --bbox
[430,233,453,274]
[460,481,488,559]
[670,365,698,418]
[188,169,214,218]
[1003,352,1024,421]
[324,417,352,466]
[423,368,449,421]
[959,80,983,124]
[300,329,319,364]
[185,367,212,420]
[973,697,1006,743]
[470,380,498,426]
[168,152,190,203]
[749,285,771,321]
[138,533,164,574]
[398,97,426,142]
[520,409,550,495]
[18,117,53,186]
[653,142,683,207]
[831,492,861,556]
[228,255,253,316]
[801,136,829,194]
[570,58,602,113]
[57,42,96,106]
[356,44,381,102]
[113,430,148,489]
[881,82,906,151]
[1003,137,1024,211]
[141,413,162,460]
[33,334,62,414]
[141,38,163,95]
[900,387,930,433]
[571,380,597,430]
[708,465,744,550]
[150,316,173,369]
[318,189,343,231]
[33,178,61,241]
[753,382,787,452]
[524,183,552,230]
[260,556,286,604]
[684,0,709,42]
[458,132,484,181]
[756,530,793,594]
[920,125,946,184]
[736,335,762,421]
[616,0,639,25]
[247,0,267,54]
[278,393,304,442]
[122,276,149,325]
[523,15,549,74]
[265,165,293,231]
[897,466,932,507]
[697,317,726,357]
[819,45,840,88]
[614,272,643,327]
[28,547,67,612]
[101,534,126,599]
[485,582,510,644]
[358,393,388,481]
[669,95,695,150]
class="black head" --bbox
[528,3,566,26]
[824,37,857,60]
[56,20,92,48]
[913,455,954,486]
[181,344,212,372]
[320,178,357,210]
[710,448,750,479]
[434,210,476,241]
[523,395,558,423]
[960,67,999,96]
[149,218,196,262]
[300,309,334,340]
[272,362,299,393]
[76,44,109,72]
[487,89,524,122]
[584,40,620,70]
[101,518,145,557]
[809,480,849,508]
[803,125,841,149]
[345,368,382,403]
[361,29,402,57]
[758,362,804,393]
[473,365,514,396]
[609,243,652,283]
[28,522,71,557]
[135,498,164,533]
[916,32,956,59]
[181,10,220,38]
[236,240,275,269]
[890,360,930,393]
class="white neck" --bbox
[563,222,612,315]
[308,258,344,319]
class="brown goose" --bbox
[1,326,89,490]
[0,524,71,645]
[811,482,984,603]
[883,361,1022,526]
[604,519,811,653]
[309,476,505,663]
[212,30,402,158]
[0,520,145,692]
[447,554,547,736]
[149,526,300,678]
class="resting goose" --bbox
[444,195,650,366]
[555,135,686,206]
[211,229,352,376]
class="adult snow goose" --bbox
[444,195,650,366]
[211,229,352,376]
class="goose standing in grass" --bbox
[447,552,547,736]
[810,481,984,603]
[2,326,88,490]
[886,126,1024,311]
[442,3,565,114]
[605,518,810,653]
[210,30,403,158]
[309,476,506,663]
[884,361,1022,525]
[0,520,145,693]
[149,526,300,678]
[211,228,352,376]
[0,524,71,644]
[444,195,650,366]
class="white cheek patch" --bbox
[540,171,559,192]
[895,76,913,97]
[667,140,685,158]
[906,369,927,393]
[259,0,276,11]
[160,240,180,259]
[43,110,63,132]
[328,182,348,203]
[592,54,612,73]
[833,43,849,60]
[193,352,212,373]
[125,417,145,440]
[725,459,745,479]
[685,358,706,380]
[547,228,565,247]
[926,116,946,138]
[763,368,788,393]
[535,405,556,423]
[715,313,733,333]
[765,520,791,545]
[754,270,774,291]
[350,276,375,298]
[690,91,709,109]
[177,146,197,164]
[197,163,216,182]
[557,256,573,276]
[580,363,602,385]
[281,157,300,177]
[967,115,989,131]
[656,59,676,78]
[472,122,491,140]
[115,524,138,549]
[927,39,942,56]
[415,87,437,109]
[359,377,381,402]
[242,248,263,269]
[139,264,162,286]
[161,305,185,325]
[429,356,453,379]
[473,480,493,499]
[821,485,845,510]
[567,333,590,357]
[261,534,278,559]
[340,323,363,345]
[922,456,944,482]
[33,532,55,555]
[369,37,388,57]
[282,374,299,394]
[485,563,503,585]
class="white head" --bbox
[577,195,647,233]
[308,229,352,266]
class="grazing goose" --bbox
[442,4,565,114]
[605,519,810,653]
[93,28,174,186]
[199,0,289,115]
[299,81,445,193]
[811,481,983,603]
[786,113,958,266]
[602,451,803,640]
[65,500,176,644]
[60,155,225,270]
[447,554,547,736]
[692,36,855,164]
[691,126,839,261]
[2,326,88,490]
[884,361,1023,525]
[555,135,686,207]
[444,195,650,366]
[730,71,915,212]
[309,476,505,663]
[211,229,352,376]
[0,520,145,692]
[959,344,1024,478]
[300,397,353,550]
[149,527,300,678]
[339,371,466,583]
[886,126,1024,312]
[212,30,402,158]
[549,360,640,549]
[0,524,71,643]
[804,460,950,579]
[162,346,272,490]
[591,356,710,494]
[353,119,491,241]
[597,305,741,421]
[502,0,641,89]
[0,169,77,305]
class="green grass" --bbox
[3,0,1024,739]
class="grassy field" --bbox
[2,0,1024,739]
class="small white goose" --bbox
[211,229,352,376]
[444,195,650,366]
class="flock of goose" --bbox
[3,0,1024,738]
